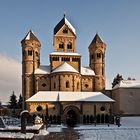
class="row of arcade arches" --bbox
[83,114,110,124]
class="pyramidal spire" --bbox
[22,30,40,42]
[91,33,103,44]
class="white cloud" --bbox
[106,79,112,90]
[0,55,21,102]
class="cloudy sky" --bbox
[0,0,140,102]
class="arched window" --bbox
[35,51,38,57]
[66,81,70,88]
[54,82,56,89]
[28,50,32,56]
[59,42,64,49]
[67,42,72,49]
[97,53,101,58]
[63,28,68,33]
[77,82,79,89]
[85,84,89,88]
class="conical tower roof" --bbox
[21,30,40,43]
[54,15,76,35]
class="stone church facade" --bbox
[21,15,114,125]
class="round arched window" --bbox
[36,106,43,112]
[100,106,105,111]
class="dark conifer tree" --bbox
[17,94,23,109]
[112,74,123,88]
[9,91,17,109]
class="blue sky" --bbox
[0,0,140,102]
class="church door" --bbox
[63,105,80,126]
[66,110,77,127]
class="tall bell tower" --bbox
[21,30,41,109]
[89,33,106,91]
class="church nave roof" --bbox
[26,91,115,102]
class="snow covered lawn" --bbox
[46,117,140,140]
[0,132,34,139]
[75,117,140,140]
[1,117,140,140]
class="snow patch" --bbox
[0,132,34,139]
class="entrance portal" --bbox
[66,110,77,127]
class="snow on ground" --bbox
[47,124,67,132]
[36,129,49,135]
[75,117,140,140]
[0,132,34,139]
[0,124,43,131]
[46,117,140,140]
[121,116,140,127]
[77,128,140,140]
[1,117,140,139]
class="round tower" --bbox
[21,30,41,109]
[88,33,106,91]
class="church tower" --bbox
[89,33,106,91]
[21,30,41,109]
[50,15,81,72]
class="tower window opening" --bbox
[67,42,72,49]
[62,57,70,61]
[59,42,64,49]
[72,58,79,62]
[28,50,32,56]
[63,28,68,33]
[36,51,38,57]
[66,81,70,88]
[52,57,59,61]
[97,53,101,59]
[91,55,94,59]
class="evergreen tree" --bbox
[9,91,17,109]
[112,74,123,88]
[17,94,23,109]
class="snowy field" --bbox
[46,117,140,140]
[1,116,140,140]
[76,117,140,140]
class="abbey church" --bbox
[21,15,114,125]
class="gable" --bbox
[55,24,75,37]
